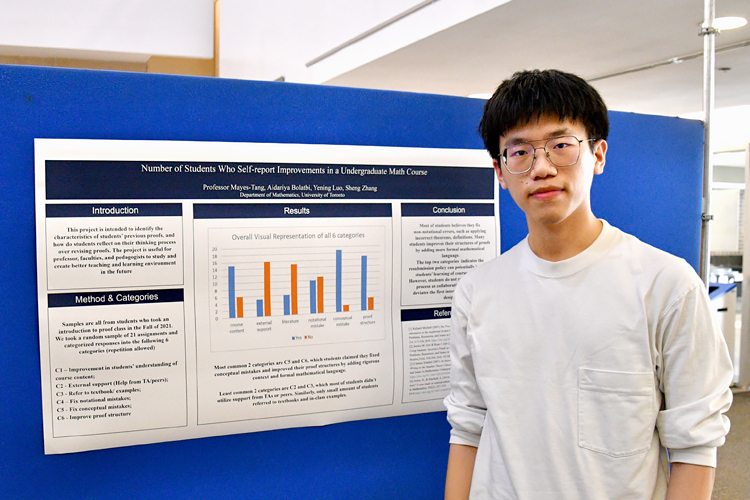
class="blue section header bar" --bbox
[48,288,184,307]
[46,203,182,218]
[401,203,495,217]
[400,307,452,322]
[45,161,493,201]
[194,203,392,219]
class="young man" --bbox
[444,69,733,500]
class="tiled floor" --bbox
[713,390,750,499]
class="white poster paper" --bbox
[35,140,498,454]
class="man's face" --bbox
[493,116,607,230]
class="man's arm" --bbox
[445,443,477,500]
[665,462,715,500]
[654,275,732,498]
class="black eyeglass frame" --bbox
[500,136,597,175]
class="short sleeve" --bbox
[444,278,487,447]
[655,278,733,467]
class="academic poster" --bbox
[34,140,498,454]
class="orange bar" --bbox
[237,297,244,318]
[343,305,349,312]
[368,297,374,311]
[264,262,271,317]
[317,276,324,313]
[291,264,298,315]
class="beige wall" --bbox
[147,56,215,76]
[0,54,215,76]
[0,55,146,72]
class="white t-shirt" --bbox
[445,221,733,499]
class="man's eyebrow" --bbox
[504,127,577,146]
[504,137,527,146]
[545,127,574,138]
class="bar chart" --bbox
[206,225,388,351]
[225,248,378,319]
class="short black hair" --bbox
[478,69,609,160]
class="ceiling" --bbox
[2,0,747,158]
[324,0,750,155]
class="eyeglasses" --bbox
[501,136,596,174]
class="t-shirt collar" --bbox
[521,220,618,278]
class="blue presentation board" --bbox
[0,64,703,499]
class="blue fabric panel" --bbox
[0,64,703,499]
[0,64,482,500]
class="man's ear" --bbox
[492,158,507,190]
[593,140,607,175]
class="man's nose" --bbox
[529,147,557,178]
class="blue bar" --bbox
[284,295,291,315]
[336,250,342,313]
[310,280,317,314]
[361,256,367,311]
[257,299,264,317]
[228,266,236,319]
